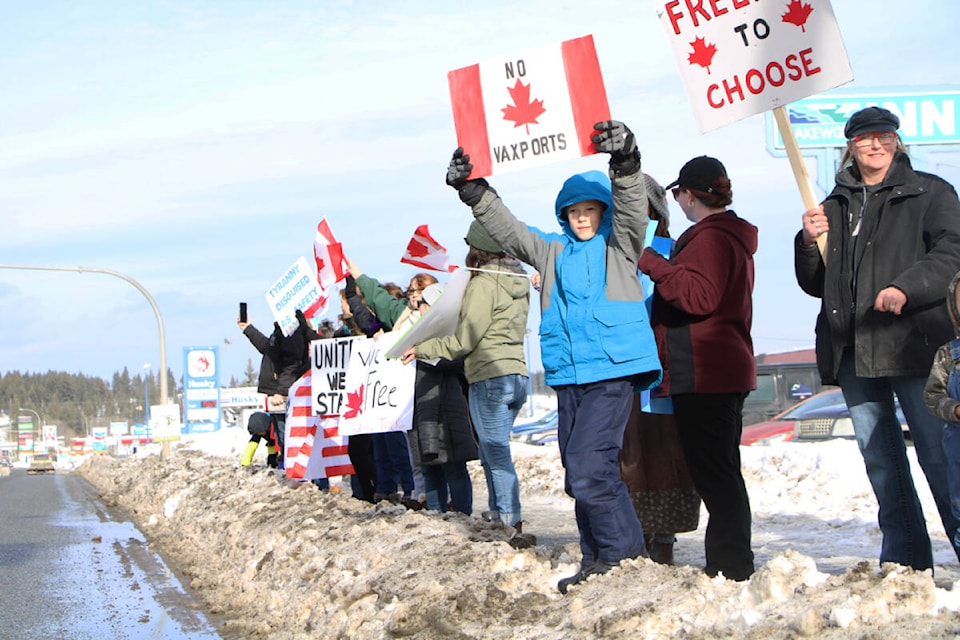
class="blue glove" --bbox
[592,120,641,176]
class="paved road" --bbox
[0,466,223,639]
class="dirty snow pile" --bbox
[80,432,960,639]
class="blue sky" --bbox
[2,0,959,399]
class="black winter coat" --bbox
[243,321,311,396]
[407,358,478,467]
[795,153,960,383]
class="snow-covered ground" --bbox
[78,425,960,639]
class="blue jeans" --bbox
[372,431,415,498]
[944,424,960,553]
[422,462,473,515]
[468,374,527,527]
[557,378,645,567]
[838,349,958,570]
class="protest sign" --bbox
[310,336,361,417]
[654,0,853,132]
[285,370,353,480]
[655,0,853,259]
[448,34,609,177]
[265,256,323,337]
[337,333,415,437]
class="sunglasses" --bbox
[671,187,684,201]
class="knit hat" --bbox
[664,156,727,193]
[844,106,900,139]
[644,173,670,223]
[464,220,502,253]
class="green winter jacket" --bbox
[415,259,530,384]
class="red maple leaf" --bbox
[343,385,364,420]
[315,255,325,274]
[782,0,814,31]
[501,80,546,135]
[687,37,717,74]
[406,239,429,258]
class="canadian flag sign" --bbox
[448,35,610,177]
[654,0,852,132]
[401,225,458,273]
[285,370,354,481]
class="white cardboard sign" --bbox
[264,256,323,337]
[654,0,853,132]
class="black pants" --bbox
[672,392,754,580]
[348,433,377,502]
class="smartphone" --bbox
[239,302,248,323]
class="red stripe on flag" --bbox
[304,296,326,318]
[448,64,492,178]
[288,462,306,479]
[562,35,610,157]
[400,257,448,272]
[322,445,349,457]
[292,406,314,417]
[288,426,314,438]
[325,463,355,477]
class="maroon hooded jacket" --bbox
[638,210,758,396]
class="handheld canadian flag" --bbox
[447,34,610,178]
[285,370,354,481]
[307,218,348,318]
[400,225,459,273]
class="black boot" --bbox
[557,560,618,594]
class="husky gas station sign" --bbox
[767,87,960,148]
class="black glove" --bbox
[344,274,357,299]
[446,147,491,207]
[592,120,641,176]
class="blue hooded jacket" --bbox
[471,169,662,388]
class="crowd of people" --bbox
[234,106,960,594]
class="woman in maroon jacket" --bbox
[638,156,758,581]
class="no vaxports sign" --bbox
[655,0,853,132]
[448,35,610,177]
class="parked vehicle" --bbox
[742,362,831,426]
[28,452,55,474]
[741,387,909,445]
[741,388,845,446]
[510,409,558,445]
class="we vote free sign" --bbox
[448,35,610,177]
[655,0,853,132]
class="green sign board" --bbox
[766,86,960,149]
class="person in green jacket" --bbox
[402,221,534,548]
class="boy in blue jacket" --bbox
[445,120,662,593]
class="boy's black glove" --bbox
[592,120,641,177]
[446,147,492,207]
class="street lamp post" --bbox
[142,363,151,427]
[0,264,168,405]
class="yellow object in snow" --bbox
[240,440,258,466]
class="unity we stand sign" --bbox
[654,0,853,258]
[447,35,610,177]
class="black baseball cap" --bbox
[664,156,727,193]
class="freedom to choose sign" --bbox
[654,0,853,132]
